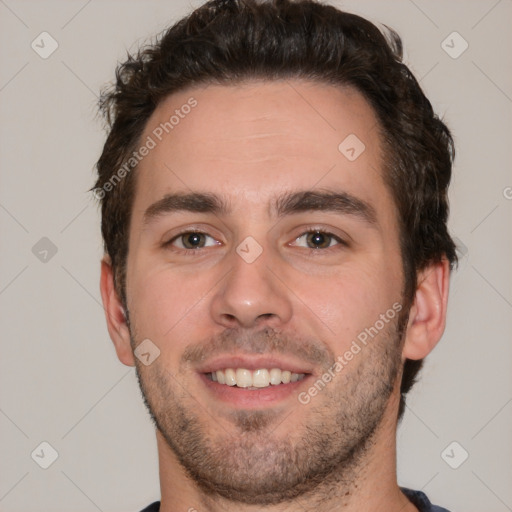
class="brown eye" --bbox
[168,232,219,250]
[293,230,341,249]
[306,231,333,249]
[181,232,206,249]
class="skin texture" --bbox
[100,80,450,512]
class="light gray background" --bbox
[1,0,511,511]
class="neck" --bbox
[156,388,417,512]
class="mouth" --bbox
[197,357,313,408]
[207,367,307,389]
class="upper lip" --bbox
[196,355,313,375]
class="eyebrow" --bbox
[272,190,377,226]
[142,189,377,227]
[143,192,229,226]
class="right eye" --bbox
[165,231,220,250]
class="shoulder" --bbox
[138,501,160,512]
[400,487,452,512]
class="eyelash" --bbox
[162,229,217,256]
[292,227,348,252]
[163,227,348,255]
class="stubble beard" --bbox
[130,312,406,506]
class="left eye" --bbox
[169,232,219,249]
[293,231,342,249]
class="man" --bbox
[93,0,457,510]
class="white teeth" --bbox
[224,368,237,386]
[252,369,270,388]
[209,368,306,388]
[281,370,291,384]
[235,368,252,388]
[269,368,282,385]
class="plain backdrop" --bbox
[1,1,511,511]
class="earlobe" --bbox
[402,259,451,361]
[99,256,135,367]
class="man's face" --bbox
[124,80,407,503]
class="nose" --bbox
[209,245,293,330]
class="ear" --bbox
[100,256,135,367]
[402,258,451,360]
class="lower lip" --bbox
[199,373,311,408]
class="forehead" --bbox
[132,79,389,219]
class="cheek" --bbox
[292,260,401,350]
[127,257,214,342]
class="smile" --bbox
[208,368,307,389]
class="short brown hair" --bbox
[92,0,457,420]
